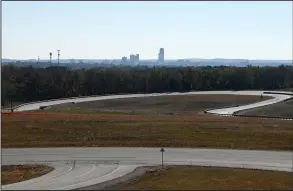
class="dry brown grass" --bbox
[241,99,293,118]
[2,94,290,150]
[2,112,292,150]
[48,94,271,115]
[1,165,53,185]
[116,167,293,190]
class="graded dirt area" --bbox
[47,94,269,115]
[112,166,293,190]
[1,165,53,185]
[2,112,292,150]
[240,99,293,118]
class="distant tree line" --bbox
[2,65,293,106]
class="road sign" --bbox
[160,148,165,168]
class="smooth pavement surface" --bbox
[2,148,292,190]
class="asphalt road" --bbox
[2,90,293,190]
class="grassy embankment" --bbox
[1,165,53,185]
[114,167,293,190]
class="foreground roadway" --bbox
[2,148,292,190]
[2,90,293,190]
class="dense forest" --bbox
[2,64,293,106]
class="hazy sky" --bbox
[2,1,292,60]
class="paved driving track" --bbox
[2,148,293,190]
[2,91,293,190]
[11,90,293,113]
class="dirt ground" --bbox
[111,166,293,190]
[1,165,53,185]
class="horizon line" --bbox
[3,58,293,61]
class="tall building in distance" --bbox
[130,54,135,64]
[135,54,139,65]
[158,48,164,64]
[129,54,139,65]
[122,56,127,64]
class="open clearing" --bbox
[2,93,292,150]
[2,112,292,150]
[46,94,269,115]
[113,167,293,190]
[1,165,53,185]
[1,93,291,189]
[240,99,293,118]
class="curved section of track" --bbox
[2,90,293,190]
[11,91,293,114]
[2,148,292,190]
[206,91,291,115]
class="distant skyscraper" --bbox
[129,54,139,65]
[158,48,164,64]
[135,54,139,64]
[130,54,135,64]
[122,56,127,63]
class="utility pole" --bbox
[36,57,39,99]
[57,50,60,65]
[49,52,52,64]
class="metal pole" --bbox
[49,52,52,65]
[57,50,60,65]
[161,151,164,168]
[10,100,13,113]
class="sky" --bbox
[2,1,292,60]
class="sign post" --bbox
[160,148,165,168]
[10,100,13,113]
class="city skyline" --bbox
[121,48,163,64]
[3,1,292,60]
